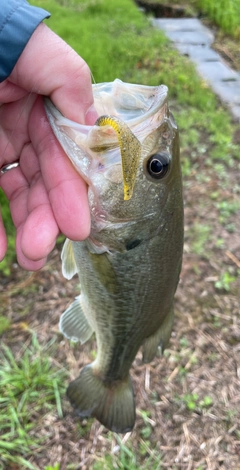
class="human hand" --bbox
[0,23,98,270]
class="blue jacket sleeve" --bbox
[0,0,50,82]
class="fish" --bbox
[44,79,184,433]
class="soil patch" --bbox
[1,123,239,468]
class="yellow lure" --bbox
[96,115,141,200]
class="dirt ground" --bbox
[1,109,240,469]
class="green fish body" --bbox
[44,79,183,433]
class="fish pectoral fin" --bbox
[89,252,119,294]
[142,307,174,363]
[59,296,93,344]
[61,238,78,280]
[67,365,135,433]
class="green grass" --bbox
[93,434,162,470]
[44,465,60,470]
[140,0,240,38]
[0,335,67,470]
[0,194,15,275]
[0,316,11,335]
[197,0,240,38]
[215,269,239,291]
[179,392,213,411]
[190,223,212,256]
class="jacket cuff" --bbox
[0,0,50,82]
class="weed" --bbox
[215,237,225,249]
[225,222,236,233]
[199,396,213,408]
[0,190,16,275]
[44,464,60,470]
[183,392,199,410]
[138,409,154,440]
[179,337,189,348]
[190,223,212,256]
[76,419,94,437]
[215,270,237,291]
[215,200,240,223]
[180,156,192,177]
[180,393,213,411]
[179,366,188,377]
[197,0,240,38]
[93,434,162,470]
[0,316,11,335]
[0,335,68,469]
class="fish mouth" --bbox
[95,115,141,201]
[44,80,169,200]
[44,99,141,200]
[93,79,168,127]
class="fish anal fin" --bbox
[67,365,135,433]
[61,238,78,280]
[59,296,93,344]
[142,307,174,363]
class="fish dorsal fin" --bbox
[59,296,93,343]
[61,238,78,280]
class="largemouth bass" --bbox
[44,79,183,433]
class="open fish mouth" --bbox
[44,79,168,200]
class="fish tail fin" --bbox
[67,365,135,433]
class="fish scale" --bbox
[44,79,183,433]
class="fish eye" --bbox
[146,152,170,179]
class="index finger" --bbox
[29,97,91,241]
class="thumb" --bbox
[9,23,98,124]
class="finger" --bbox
[10,23,98,124]
[15,225,47,271]
[0,80,28,104]
[0,93,37,165]
[0,166,28,229]
[21,203,58,262]
[20,144,59,259]
[19,141,41,184]
[29,97,91,240]
[1,146,59,266]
